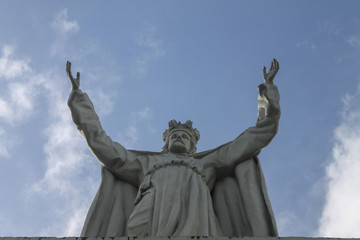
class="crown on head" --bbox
[163,119,200,144]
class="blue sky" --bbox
[0,0,360,237]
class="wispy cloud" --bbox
[118,125,139,149]
[0,44,89,235]
[30,8,124,235]
[23,9,99,235]
[50,9,79,57]
[317,84,360,237]
[86,88,114,117]
[133,24,165,78]
[0,45,39,158]
[0,41,108,236]
[117,107,155,149]
[1,7,143,236]
[31,71,98,237]
[132,106,153,120]
[296,41,317,50]
[0,75,42,124]
[0,128,13,157]
[277,210,304,236]
[347,36,360,51]
[33,76,88,195]
[0,45,31,79]
[317,17,344,36]
[51,9,79,35]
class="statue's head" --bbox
[162,120,200,154]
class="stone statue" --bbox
[66,59,281,237]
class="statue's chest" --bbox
[139,154,214,191]
[148,154,198,168]
[165,154,192,162]
[143,154,204,175]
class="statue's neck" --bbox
[168,152,190,156]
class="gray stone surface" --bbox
[66,59,281,237]
[0,238,359,240]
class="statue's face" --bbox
[168,130,192,154]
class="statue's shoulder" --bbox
[193,141,232,159]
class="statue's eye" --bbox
[171,134,177,139]
[182,134,189,139]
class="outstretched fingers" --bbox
[76,72,80,80]
[263,66,267,77]
[273,58,279,71]
[270,59,274,70]
[66,61,73,80]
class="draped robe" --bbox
[68,83,280,237]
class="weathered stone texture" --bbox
[0,237,359,240]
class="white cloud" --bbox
[317,84,360,237]
[118,107,155,149]
[50,9,79,57]
[132,106,153,120]
[277,210,303,236]
[0,45,31,79]
[33,99,88,195]
[0,38,100,238]
[118,125,139,149]
[51,9,79,35]
[0,128,10,157]
[347,36,360,50]
[0,45,40,158]
[64,207,89,236]
[0,74,42,124]
[86,88,114,117]
[133,24,165,77]
[0,98,12,121]
[0,8,119,236]
[0,126,20,159]
[296,41,315,48]
[0,45,45,124]
[317,17,344,36]
[37,202,91,237]
[31,9,122,235]
[31,72,98,236]
[0,45,95,234]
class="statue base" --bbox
[0,237,355,240]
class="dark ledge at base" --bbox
[0,237,359,240]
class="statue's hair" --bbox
[161,119,200,154]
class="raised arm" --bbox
[203,59,281,169]
[66,61,80,90]
[66,61,141,185]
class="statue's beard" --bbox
[169,142,187,154]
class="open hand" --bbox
[66,61,80,90]
[263,58,279,84]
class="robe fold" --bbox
[68,83,280,237]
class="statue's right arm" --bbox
[202,59,281,169]
[66,62,141,185]
[68,90,141,185]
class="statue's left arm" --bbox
[66,61,141,186]
[203,59,280,169]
